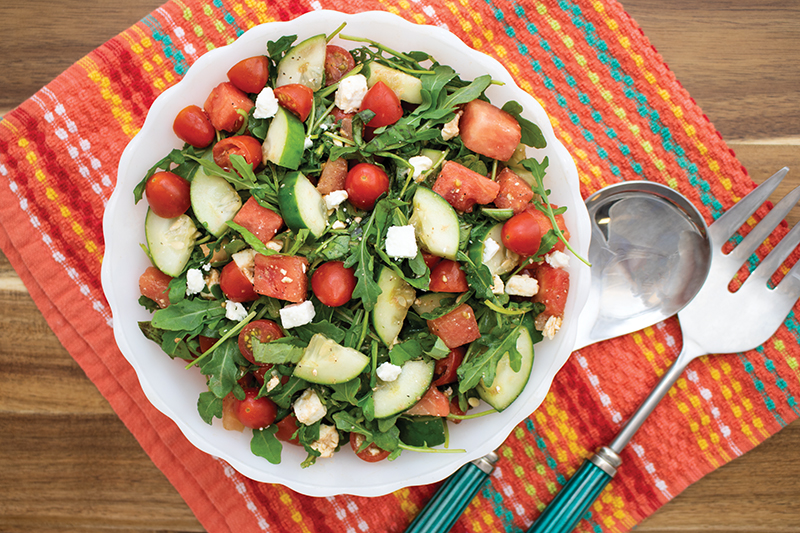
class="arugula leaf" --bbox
[292,320,346,344]
[266,374,309,409]
[226,220,277,257]
[330,378,362,406]
[456,250,494,300]
[197,391,223,424]
[251,425,283,464]
[501,101,547,149]
[151,299,226,332]
[457,323,524,393]
[397,416,446,447]
[199,338,247,399]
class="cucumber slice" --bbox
[278,171,328,238]
[373,267,416,346]
[480,207,515,221]
[144,210,198,277]
[373,359,435,419]
[468,223,519,276]
[409,187,460,260]
[276,34,327,91]
[477,327,534,411]
[263,106,305,170]
[420,148,446,169]
[294,333,370,385]
[365,62,423,104]
[505,144,536,188]
[190,166,242,238]
[411,292,457,316]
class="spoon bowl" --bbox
[574,181,712,350]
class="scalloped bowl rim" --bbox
[101,10,591,497]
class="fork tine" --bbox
[749,215,800,286]
[729,184,800,264]
[709,167,789,244]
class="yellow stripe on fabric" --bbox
[77,57,140,138]
[531,0,676,186]
[393,487,421,522]
[700,356,762,447]
[589,1,739,203]
[243,0,276,25]
[123,26,179,95]
[12,134,103,259]
[276,486,312,533]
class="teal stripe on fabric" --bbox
[738,348,793,425]
[142,15,189,76]
[479,483,521,533]
[212,0,245,38]
[553,0,723,218]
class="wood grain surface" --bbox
[1,1,799,532]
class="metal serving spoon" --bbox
[404,181,712,533]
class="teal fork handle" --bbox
[527,447,622,533]
[405,452,498,533]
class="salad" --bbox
[134,25,577,467]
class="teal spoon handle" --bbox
[527,447,622,533]
[405,452,499,533]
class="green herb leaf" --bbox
[501,101,547,149]
[251,425,283,464]
[252,336,306,365]
[199,338,247,399]
[197,391,223,424]
[152,299,226,332]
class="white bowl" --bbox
[101,10,591,497]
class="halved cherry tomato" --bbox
[145,171,191,219]
[311,261,357,307]
[138,266,173,308]
[274,84,314,122]
[204,81,254,132]
[227,56,269,94]
[220,261,258,303]
[349,432,391,463]
[275,413,302,445]
[325,45,356,86]
[238,319,284,365]
[429,260,469,293]
[359,81,403,128]
[345,162,390,210]
[173,105,215,148]
[432,346,465,386]
[233,388,277,429]
[212,135,263,171]
[501,210,543,256]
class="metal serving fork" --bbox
[404,168,800,533]
[528,167,800,533]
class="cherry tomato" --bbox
[273,84,314,122]
[173,105,215,148]
[325,45,356,86]
[501,210,543,256]
[275,413,302,446]
[227,56,269,94]
[145,171,191,219]
[359,81,403,128]
[432,346,465,386]
[238,319,284,365]
[212,135,263,171]
[220,261,258,303]
[345,162,390,210]
[233,388,277,429]
[311,261,357,307]
[349,432,391,463]
[428,260,469,293]
[449,397,466,424]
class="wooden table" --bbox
[1,1,799,531]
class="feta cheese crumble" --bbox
[385,225,418,259]
[542,315,562,340]
[324,190,349,210]
[490,274,505,295]
[505,274,540,297]
[334,74,368,113]
[232,248,257,283]
[376,362,403,382]
[408,155,433,181]
[331,220,347,230]
[185,268,205,296]
[441,110,462,141]
[311,424,340,458]
[225,300,248,321]
[293,389,327,425]
[280,300,316,329]
[253,86,279,119]
[545,250,570,269]
[482,237,501,263]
